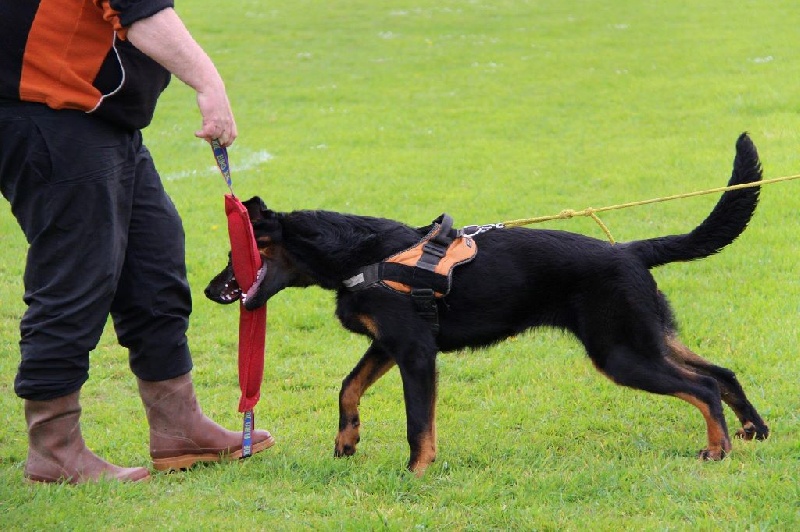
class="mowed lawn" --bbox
[1,1,798,529]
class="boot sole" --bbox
[25,470,151,484]
[152,434,276,471]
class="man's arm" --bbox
[127,7,237,146]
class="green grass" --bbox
[2,0,800,529]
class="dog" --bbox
[206,133,769,475]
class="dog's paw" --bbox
[333,441,358,458]
[407,455,436,477]
[333,432,361,458]
[698,447,728,461]
[735,421,769,441]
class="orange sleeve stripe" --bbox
[20,0,114,111]
[95,0,129,40]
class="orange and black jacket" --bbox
[0,0,173,130]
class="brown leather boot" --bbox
[24,392,151,484]
[137,373,275,471]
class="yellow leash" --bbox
[501,173,800,244]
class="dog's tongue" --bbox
[242,263,269,310]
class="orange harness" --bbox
[343,214,478,333]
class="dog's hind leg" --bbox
[334,343,396,459]
[600,347,732,460]
[664,335,769,441]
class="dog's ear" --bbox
[243,196,282,241]
[243,196,270,222]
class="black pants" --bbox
[0,102,193,400]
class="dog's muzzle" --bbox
[205,261,270,311]
[204,262,242,304]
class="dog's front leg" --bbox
[397,348,439,476]
[334,342,396,458]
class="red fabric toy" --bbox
[224,193,266,413]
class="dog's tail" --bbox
[626,133,762,269]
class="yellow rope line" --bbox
[501,173,800,244]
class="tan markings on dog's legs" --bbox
[335,355,395,457]
[736,421,761,440]
[409,370,438,477]
[665,335,713,367]
[674,392,732,460]
[335,381,362,457]
[409,429,437,477]
[666,334,769,441]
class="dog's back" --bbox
[437,133,762,352]
[437,227,653,351]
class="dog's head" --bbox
[204,196,309,310]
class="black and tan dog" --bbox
[206,133,769,475]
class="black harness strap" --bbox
[342,262,451,294]
[411,288,439,334]
[408,214,454,333]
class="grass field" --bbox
[1,1,799,529]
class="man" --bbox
[0,1,274,483]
